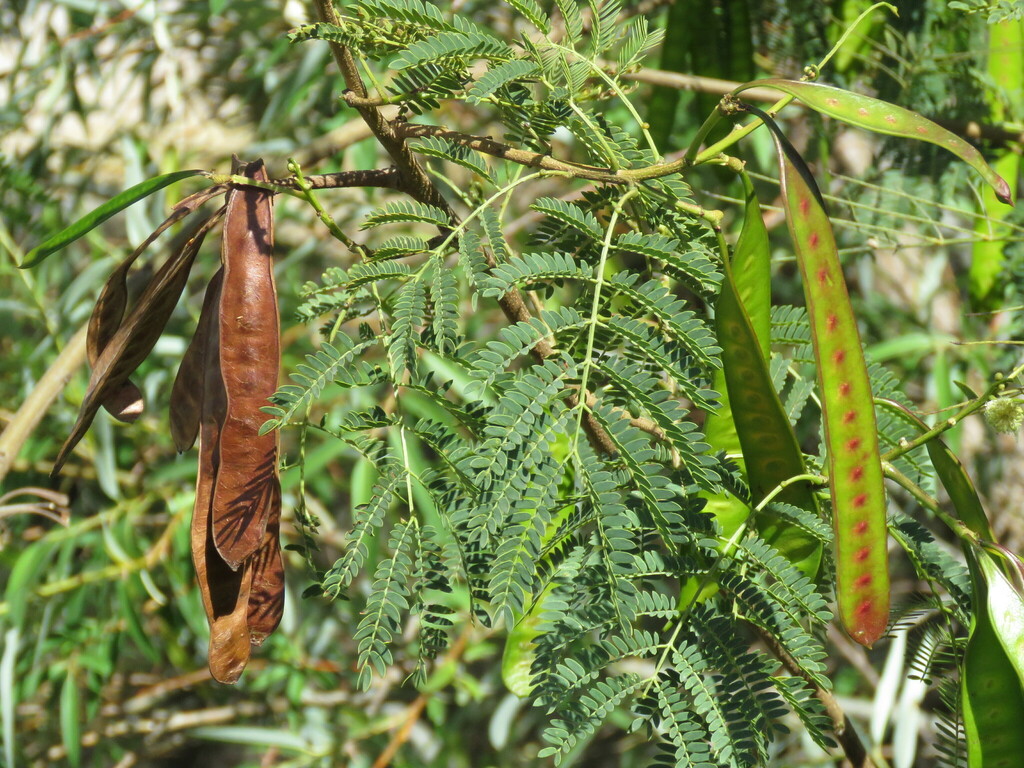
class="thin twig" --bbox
[394,122,626,182]
[623,68,784,103]
[371,627,473,768]
[0,324,88,486]
[281,168,403,190]
[395,122,736,182]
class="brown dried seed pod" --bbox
[53,207,226,476]
[210,158,281,570]
[170,269,224,453]
[191,273,253,684]
[86,184,228,424]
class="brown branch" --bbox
[752,624,876,768]
[394,122,628,183]
[343,91,397,108]
[394,122,732,183]
[278,167,403,190]
[313,0,444,209]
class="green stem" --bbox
[683,104,729,165]
[548,41,661,159]
[287,159,370,258]
[691,2,897,166]
[881,461,979,547]
[879,379,1004,463]
[817,2,897,74]
[571,188,638,458]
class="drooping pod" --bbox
[171,270,224,453]
[53,209,225,475]
[210,158,282,570]
[86,184,231,426]
[708,173,821,576]
[750,104,889,646]
[246,507,285,646]
[190,271,253,684]
[734,79,1012,204]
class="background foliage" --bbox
[1,1,1023,766]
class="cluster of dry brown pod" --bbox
[52,157,284,683]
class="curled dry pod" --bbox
[52,207,226,476]
[191,273,253,684]
[170,269,224,453]
[211,158,281,570]
[735,79,1013,204]
[87,184,227,424]
[750,104,889,646]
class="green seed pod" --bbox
[876,397,1024,766]
[734,79,1012,205]
[962,565,1024,768]
[749,105,889,646]
[708,173,821,576]
[978,553,1024,684]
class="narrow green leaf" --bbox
[21,169,206,267]
[117,580,160,663]
[736,80,1012,204]
[60,665,81,767]
[754,105,889,646]
[4,539,55,628]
